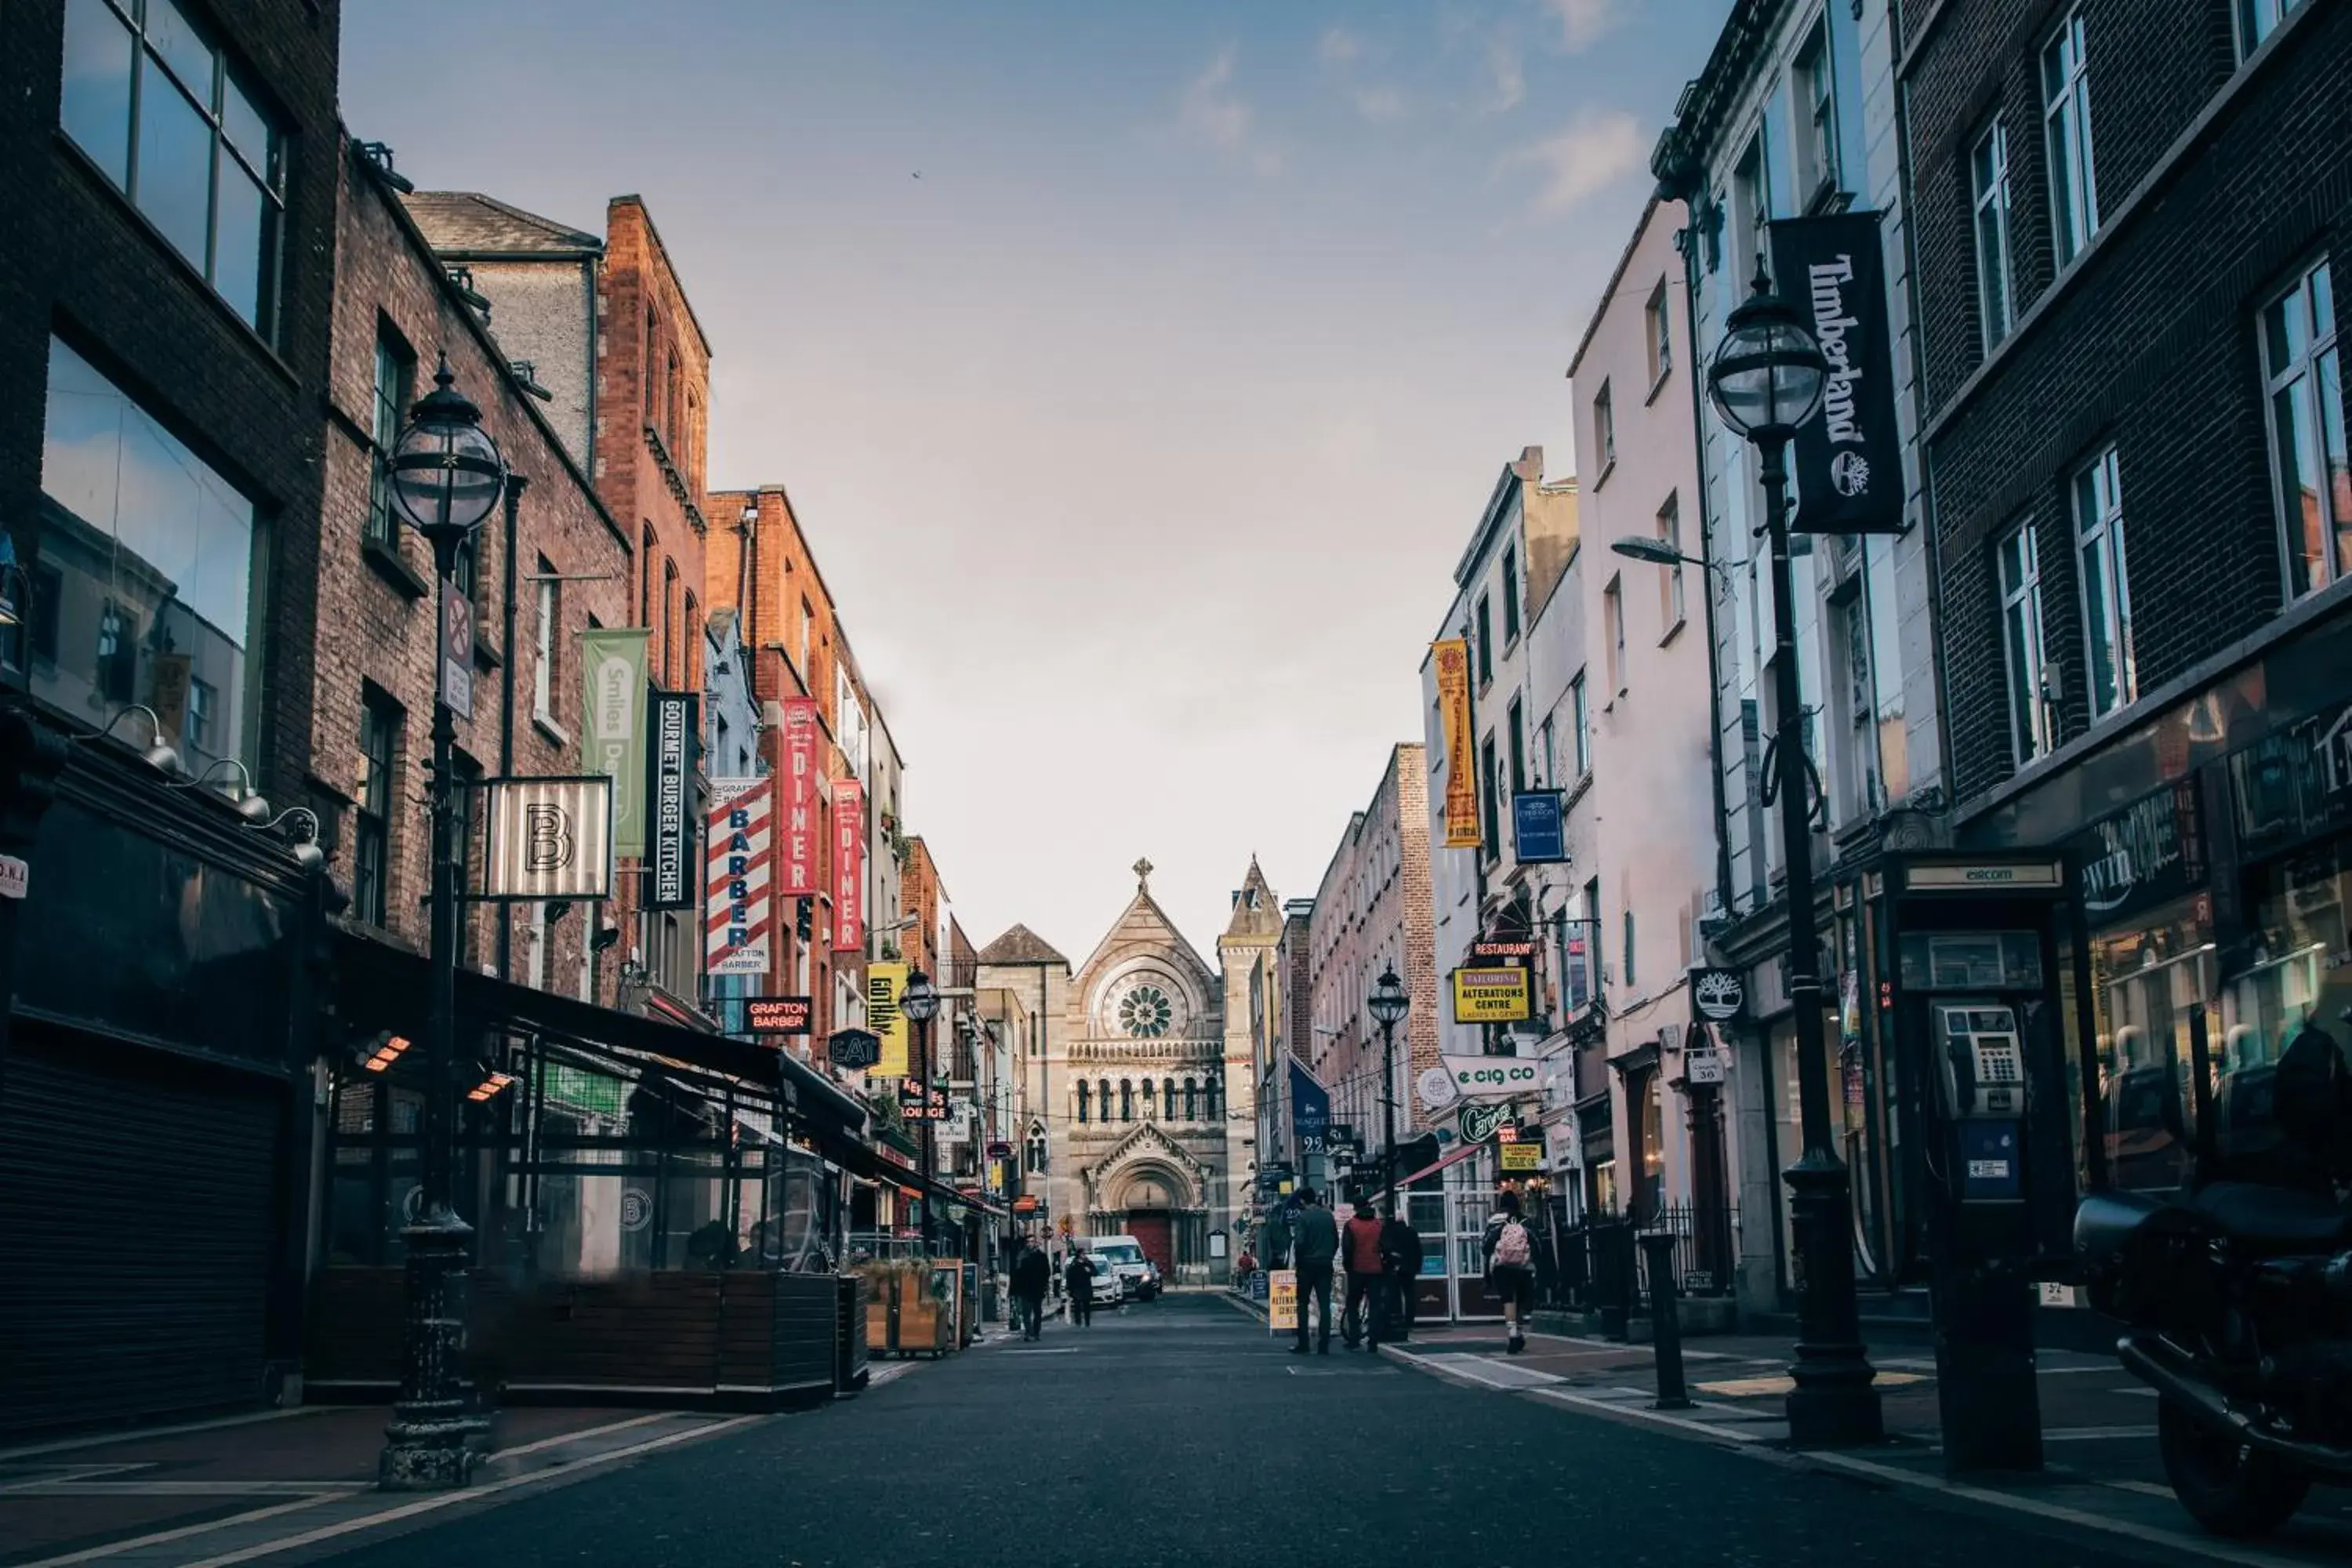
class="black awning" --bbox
[332,927,867,1138]
[811,1122,1006,1218]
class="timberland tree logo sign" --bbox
[1769,212,1903,536]
[1692,968,1745,1022]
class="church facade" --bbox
[977,859,1264,1286]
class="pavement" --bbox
[8,1294,2349,1566]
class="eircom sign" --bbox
[1442,1054,1539,1103]
[1451,965,1532,1023]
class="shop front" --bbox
[0,761,322,1440]
[307,932,882,1408]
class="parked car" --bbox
[1082,1253,1125,1309]
[1082,1236,1160,1301]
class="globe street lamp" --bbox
[900,969,942,1251]
[379,358,506,1490]
[1365,967,1410,1213]
[1704,263,1881,1447]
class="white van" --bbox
[1081,1235,1160,1301]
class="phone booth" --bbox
[1880,852,2083,1473]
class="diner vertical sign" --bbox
[646,691,697,909]
[778,697,822,897]
[833,778,864,953]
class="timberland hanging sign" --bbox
[1432,638,1481,847]
[1769,212,1904,536]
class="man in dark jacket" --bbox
[1011,1237,1052,1340]
[1289,1189,1339,1354]
[1380,1205,1421,1343]
[1065,1246,1097,1327]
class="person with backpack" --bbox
[1483,1188,1536,1355]
[1380,1203,1422,1344]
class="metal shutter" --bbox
[0,1029,281,1438]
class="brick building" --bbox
[1907,0,2352,1194]
[1305,743,1440,1190]
[0,0,343,1436]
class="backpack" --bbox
[1493,1218,1532,1269]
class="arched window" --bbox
[1204,1078,1221,1120]
[1163,1077,1177,1118]
[1098,1079,1111,1122]
[1076,1081,1090,1123]
[1120,1080,1134,1121]
[1184,1078,1199,1120]
[1027,1124,1047,1174]
[1141,1079,1156,1119]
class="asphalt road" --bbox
[320,1294,2163,1567]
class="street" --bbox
[274,1295,2171,1568]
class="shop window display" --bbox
[2091,900,2213,1192]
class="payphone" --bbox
[1878,855,2085,1475]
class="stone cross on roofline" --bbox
[1134,857,1153,891]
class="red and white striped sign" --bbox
[707,777,773,978]
[777,698,821,897]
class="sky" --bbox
[340,0,1733,963]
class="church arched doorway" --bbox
[1110,1170,1183,1279]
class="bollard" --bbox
[1639,1231,1693,1410]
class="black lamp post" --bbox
[901,968,941,1253]
[1366,967,1410,1212]
[379,357,506,1490]
[1703,263,1882,1448]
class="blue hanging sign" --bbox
[1512,790,1568,864]
[1289,1058,1331,1159]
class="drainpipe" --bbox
[495,474,528,982]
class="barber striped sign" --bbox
[706,777,773,978]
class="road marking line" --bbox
[16,1416,766,1568]
[487,1412,674,1461]
[0,1409,320,1462]
[1002,1348,1081,1356]
[2042,1425,2159,1441]
[169,1417,767,1568]
[1800,1450,2316,1568]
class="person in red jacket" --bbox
[1340,1197,1388,1348]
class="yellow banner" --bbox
[1499,1141,1541,1172]
[1432,639,1480,847]
[867,960,909,1076]
[1452,965,1532,1023]
[1269,1269,1298,1334]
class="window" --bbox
[1120,1079,1134,1121]
[355,691,400,927]
[532,557,558,722]
[2261,260,2348,597]
[682,592,700,689]
[661,559,678,684]
[2042,9,2099,268]
[1204,1077,1220,1120]
[639,525,655,626]
[797,596,814,678]
[1098,1079,1111,1123]
[1479,735,1501,862]
[1027,1126,1047,1171]
[366,329,413,550]
[1594,381,1616,472]
[1184,1078,1199,1120]
[1603,577,1625,691]
[1570,672,1591,776]
[1508,696,1527,793]
[38,337,263,767]
[1971,122,2016,351]
[1733,134,1773,281]
[1843,600,1875,816]
[1473,596,1493,685]
[1645,279,1671,385]
[1795,24,1838,201]
[2237,0,2304,59]
[1658,494,1686,631]
[61,0,285,332]
[1501,546,1521,643]
[1538,714,1556,787]
[1623,909,1637,989]
[2073,447,2135,716]
[186,676,214,753]
[1142,1079,1156,1119]
[1998,524,2052,764]
[642,311,658,418]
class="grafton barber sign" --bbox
[1769,212,1904,536]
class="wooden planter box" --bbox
[304,1265,842,1410]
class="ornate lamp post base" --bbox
[379,1209,477,1491]
[1784,1153,1883,1448]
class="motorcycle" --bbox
[2073,1021,2352,1538]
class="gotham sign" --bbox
[1769,212,1904,537]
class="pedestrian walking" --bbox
[1380,1204,1421,1343]
[1065,1246,1096,1327]
[1340,1197,1386,1348]
[1483,1189,1536,1355]
[1287,1188,1338,1355]
[1011,1235,1051,1341]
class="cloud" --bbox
[1506,110,1649,215]
[1540,0,1621,52]
[1353,84,1407,122]
[1318,25,1363,64]
[1486,37,1526,112]
[1181,48,1283,176]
